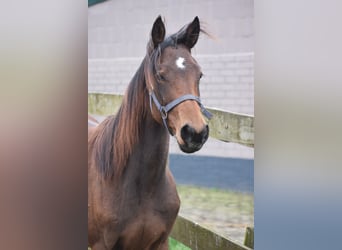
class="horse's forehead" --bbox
[162,47,199,71]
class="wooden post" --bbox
[243,227,254,249]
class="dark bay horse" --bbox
[88,16,211,250]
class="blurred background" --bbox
[1,0,341,249]
[88,0,254,244]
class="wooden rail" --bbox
[88,93,254,249]
[88,93,254,146]
[170,215,252,250]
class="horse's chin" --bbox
[178,142,204,154]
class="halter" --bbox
[149,91,213,135]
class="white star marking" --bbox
[176,57,185,69]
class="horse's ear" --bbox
[184,16,200,49]
[151,16,165,48]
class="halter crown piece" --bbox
[149,90,213,135]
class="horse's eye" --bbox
[157,73,166,82]
[197,73,203,84]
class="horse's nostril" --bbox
[181,124,195,142]
[181,124,209,145]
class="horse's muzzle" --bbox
[179,124,209,153]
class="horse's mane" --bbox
[89,59,149,180]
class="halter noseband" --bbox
[149,91,213,135]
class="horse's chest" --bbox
[121,212,165,245]
[118,204,174,249]
[129,194,179,228]
[118,190,180,248]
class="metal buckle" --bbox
[160,107,168,120]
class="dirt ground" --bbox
[177,185,254,244]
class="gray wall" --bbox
[88,0,253,58]
[88,0,254,159]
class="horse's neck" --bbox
[125,111,170,190]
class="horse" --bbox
[88,16,212,250]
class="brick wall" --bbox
[88,53,254,159]
[88,53,254,114]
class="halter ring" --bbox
[160,107,168,120]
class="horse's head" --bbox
[145,16,211,153]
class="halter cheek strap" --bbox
[149,91,213,135]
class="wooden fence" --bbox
[88,93,254,147]
[88,93,254,249]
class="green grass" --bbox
[177,185,254,214]
[176,185,254,243]
[168,237,191,250]
[168,185,254,248]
